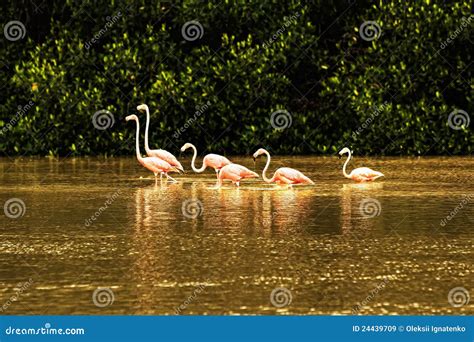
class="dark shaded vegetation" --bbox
[0,0,472,156]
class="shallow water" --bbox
[0,156,472,315]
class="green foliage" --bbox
[0,0,472,156]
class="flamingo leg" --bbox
[166,173,178,183]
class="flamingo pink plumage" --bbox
[126,114,178,183]
[181,143,231,178]
[339,147,384,182]
[253,148,314,185]
[217,164,259,187]
[137,104,184,172]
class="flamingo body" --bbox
[137,104,184,172]
[181,143,231,178]
[339,147,384,182]
[203,153,232,171]
[125,114,178,183]
[147,148,184,172]
[253,148,314,185]
[347,167,384,182]
[271,167,315,185]
[139,156,176,175]
[218,164,259,186]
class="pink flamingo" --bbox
[137,104,184,172]
[339,147,384,182]
[126,115,179,183]
[217,164,259,187]
[253,148,314,185]
[180,143,231,178]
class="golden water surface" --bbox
[0,156,472,314]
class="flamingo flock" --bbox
[126,104,384,186]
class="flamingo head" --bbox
[338,147,351,158]
[125,114,138,122]
[136,104,148,112]
[180,143,192,152]
[252,148,267,161]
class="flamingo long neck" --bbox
[144,106,151,154]
[343,151,351,178]
[189,144,206,173]
[134,119,143,162]
[262,150,273,183]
